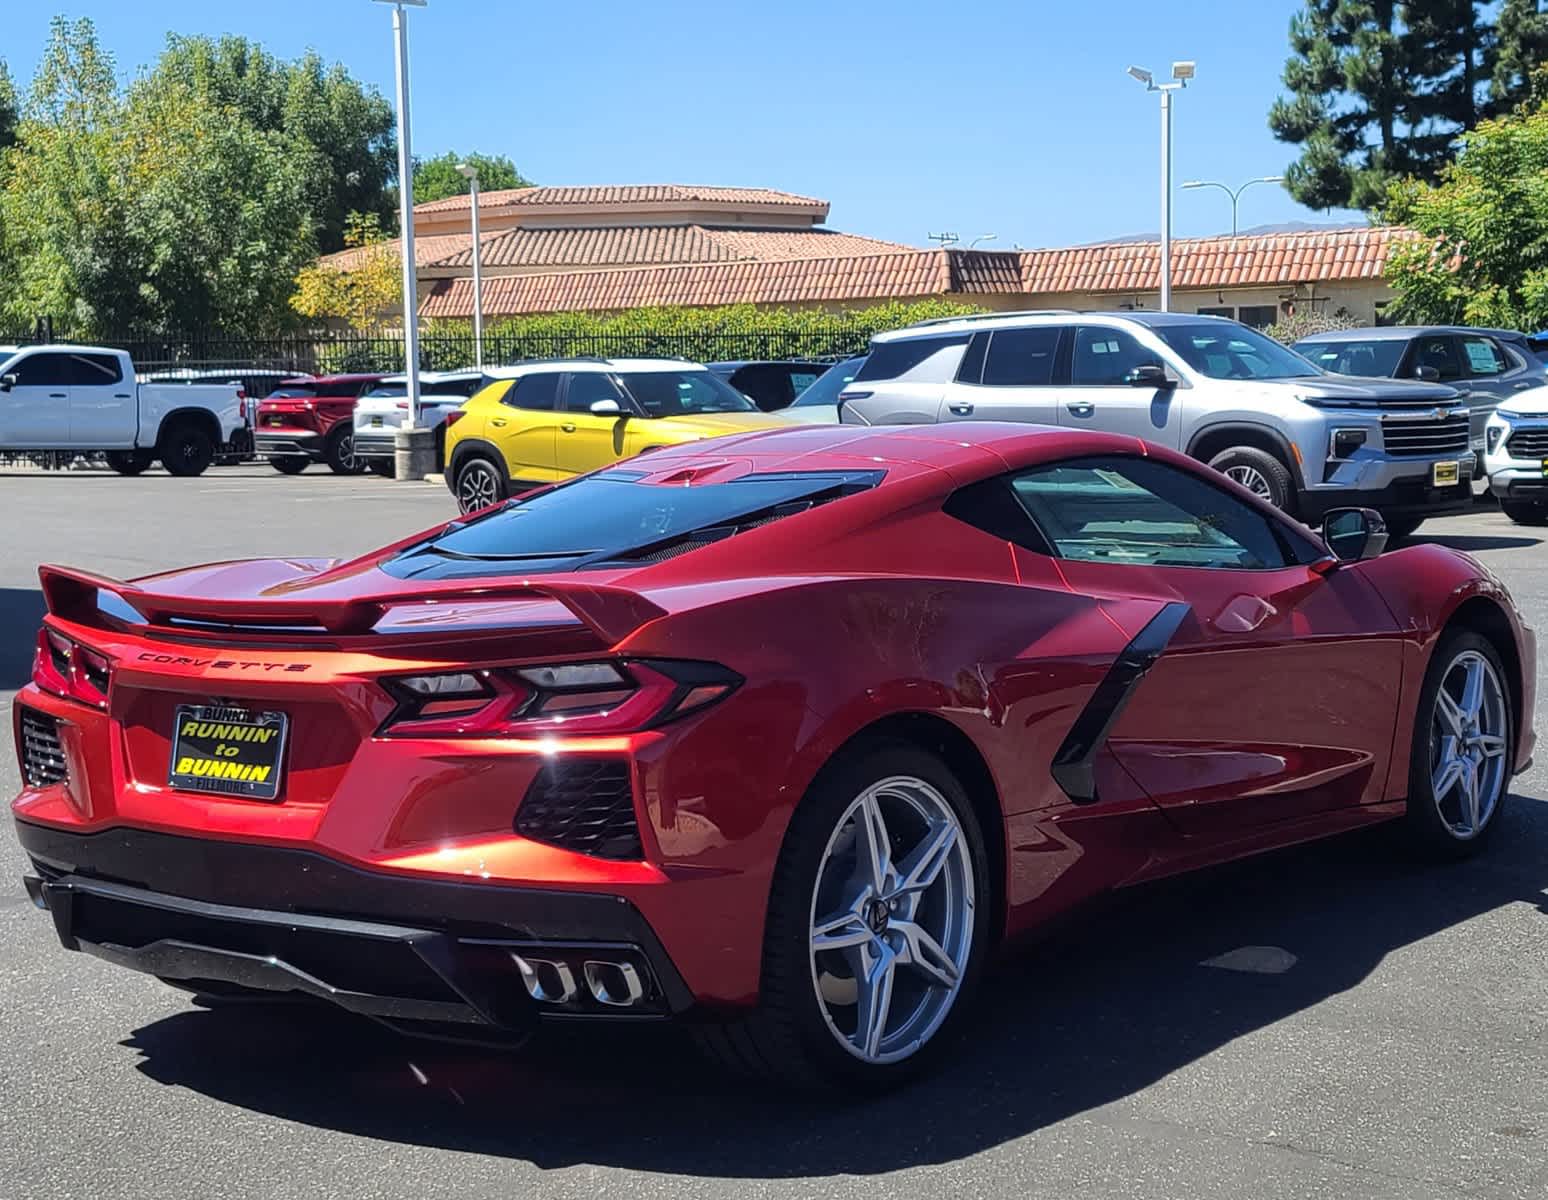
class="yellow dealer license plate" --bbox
[370,416,383,426]
[1432,461,1460,486]
[169,705,288,800]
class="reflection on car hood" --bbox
[1496,384,1548,416]
[1263,374,1463,403]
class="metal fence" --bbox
[0,325,875,376]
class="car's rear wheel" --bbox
[159,424,215,477]
[269,456,309,475]
[1501,499,1548,526]
[1405,630,1513,857]
[105,449,154,476]
[695,741,990,1090]
[454,454,508,513]
[1207,446,1295,513]
[325,426,367,475]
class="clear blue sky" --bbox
[4,0,1365,248]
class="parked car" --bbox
[14,423,1534,1089]
[1483,384,1548,523]
[253,374,388,475]
[706,360,832,411]
[1292,326,1548,464]
[775,355,866,424]
[445,358,790,513]
[142,368,309,460]
[840,312,1473,539]
[352,370,491,476]
[0,344,245,476]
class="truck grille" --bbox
[516,760,640,860]
[1382,414,1470,456]
[1506,427,1548,457]
[19,707,68,788]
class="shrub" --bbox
[1265,308,1362,345]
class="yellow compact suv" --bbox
[444,358,793,512]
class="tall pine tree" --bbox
[1493,0,1548,110]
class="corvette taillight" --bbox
[379,659,739,737]
[33,627,111,708]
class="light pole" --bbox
[1127,61,1194,312]
[1182,176,1286,235]
[456,162,484,368]
[967,234,998,249]
[374,0,425,427]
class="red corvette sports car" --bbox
[11,423,1535,1088]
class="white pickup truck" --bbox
[0,344,246,476]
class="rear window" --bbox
[1293,339,1407,378]
[384,470,883,578]
[855,335,969,383]
[266,386,317,399]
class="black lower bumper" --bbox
[16,822,692,1036]
[1299,475,1476,523]
[254,433,322,460]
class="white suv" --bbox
[1483,384,1548,523]
[352,370,491,474]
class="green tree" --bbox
[1383,92,1548,327]
[412,150,530,204]
[143,35,395,253]
[1494,0,1548,110]
[0,59,17,151]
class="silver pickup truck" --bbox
[839,311,1473,538]
[0,344,245,476]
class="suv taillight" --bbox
[445,410,467,427]
[379,659,739,737]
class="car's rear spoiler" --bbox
[38,564,667,646]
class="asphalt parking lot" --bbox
[3,465,1548,1200]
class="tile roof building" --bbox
[326,185,1407,328]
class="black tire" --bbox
[453,454,508,513]
[159,424,216,477]
[1501,499,1548,526]
[1382,515,1424,541]
[325,426,367,475]
[434,426,447,474]
[1206,445,1296,514]
[105,449,153,476]
[693,740,992,1091]
[1404,628,1513,859]
[367,459,395,478]
[269,456,309,475]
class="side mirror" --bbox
[1125,363,1173,388]
[589,398,622,416]
[1413,364,1441,383]
[1321,507,1389,563]
[0,373,15,392]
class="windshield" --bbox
[383,469,881,578]
[619,370,755,416]
[791,357,866,408]
[1154,324,1322,381]
[1292,338,1407,378]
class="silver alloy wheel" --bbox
[457,461,500,512]
[1224,464,1273,501]
[338,433,357,470]
[808,775,975,1065]
[1430,649,1509,839]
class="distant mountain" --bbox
[1073,220,1369,246]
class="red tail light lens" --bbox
[445,410,466,427]
[379,659,739,737]
[33,627,111,708]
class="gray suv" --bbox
[839,311,1473,537]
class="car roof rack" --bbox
[906,309,1077,329]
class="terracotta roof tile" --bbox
[431,225,911,270]
[413,184,827,215]
[321,232,470,271]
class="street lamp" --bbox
[373,0,425,427]
[967,234,998,249]
[456,162,484,368]
[1128,60,1194,312]
[1182,176,1286,235]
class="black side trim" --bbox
[1050,602,1190,805]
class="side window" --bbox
[1411,336,1465,381]
[503,373,561,411]
[981,327,1061,387]
[69,354,124,386]
[854,335,969,383]
[7,353,72,388]
[1070,326,1162,386]
[563,372,628,413]
[1460,335,1508,377]
[1006,456,1297,570]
